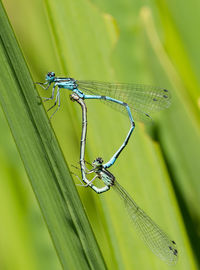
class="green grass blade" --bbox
[0,2,106,270]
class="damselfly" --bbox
[36,72,171,169]
[88,157,178,264]
[71,93,178,264]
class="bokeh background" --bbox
[0,0,200,269]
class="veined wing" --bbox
[113,180,178,264]
[77,81,171,122]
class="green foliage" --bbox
[0,0,199,269]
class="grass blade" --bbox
[0,2,106,269]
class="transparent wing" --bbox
[77,81,171,122]
[113,181,178,264]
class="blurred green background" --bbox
[0,0,200,269]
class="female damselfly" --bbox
[71,93,178,265]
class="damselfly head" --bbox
[46,72,55,82]
[92,157,103,167]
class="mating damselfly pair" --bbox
[36,72,178,264]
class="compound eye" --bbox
[47,72,55,77]
[96,157,103,164]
